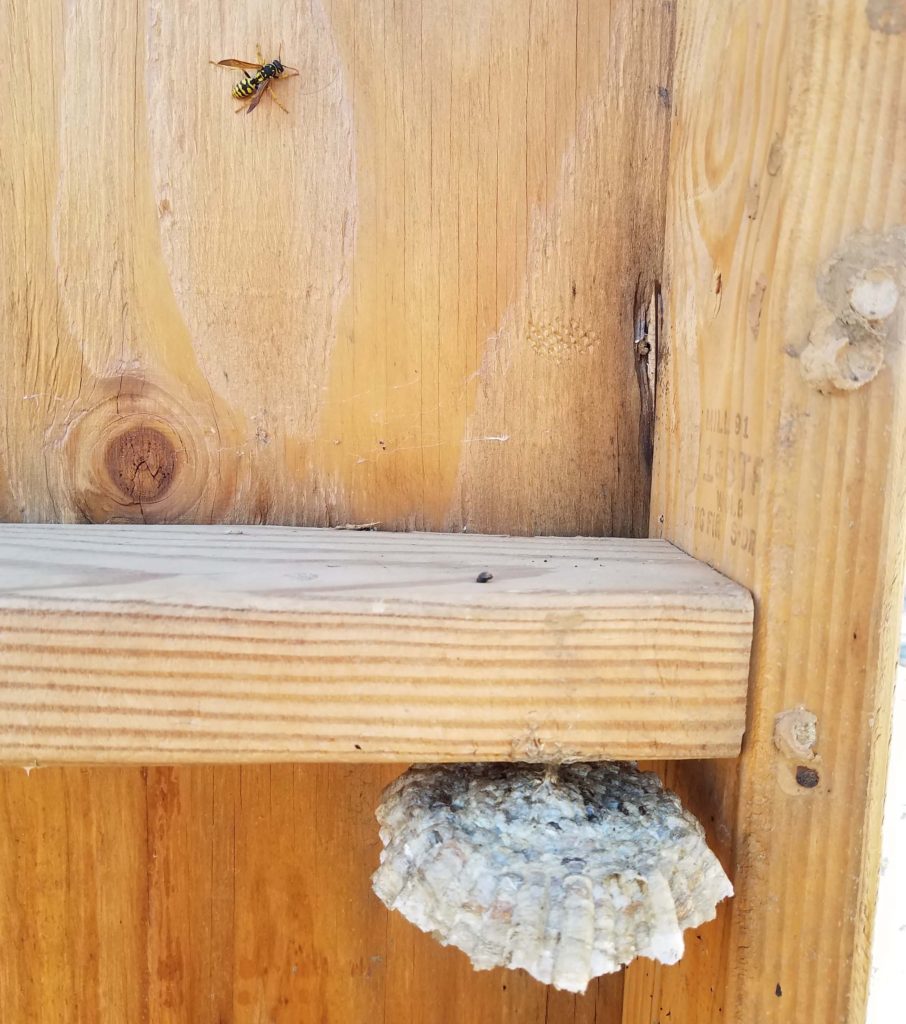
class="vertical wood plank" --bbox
[143,764,396,1022]
[0,769,149,1023]
[446,0,674,537]
[0,0,675,1020]
[623,2,906,1022]
[0,0,672,534]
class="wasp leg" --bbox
[266,85,290,114]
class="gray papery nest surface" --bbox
[372,761,733,992]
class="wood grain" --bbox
[0,0,672,537]
[0,0,676,1019]
[0,763,629,1023]
[0,525,751,764]
[622,2,906,1022]
[0,767,149,1023]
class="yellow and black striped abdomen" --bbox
[232,74,262,100]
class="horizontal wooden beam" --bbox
[0,526,752,765]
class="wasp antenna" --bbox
[298,65,340,95]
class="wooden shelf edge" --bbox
[0,525,753,765]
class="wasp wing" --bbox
[212,58,264,70]
[245,78,269,114]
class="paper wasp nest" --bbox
[372,762,732,992]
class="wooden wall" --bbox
[0,0,672,537]
[6,1,899,1021]
[0,1,674,1021]
[625,1,906,1022]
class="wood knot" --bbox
[104,426,178,503]
[58,376,217,523]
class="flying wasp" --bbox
[211,48,300,114]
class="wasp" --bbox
[211,48,300,114]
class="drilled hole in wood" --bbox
[795,766,820,789]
